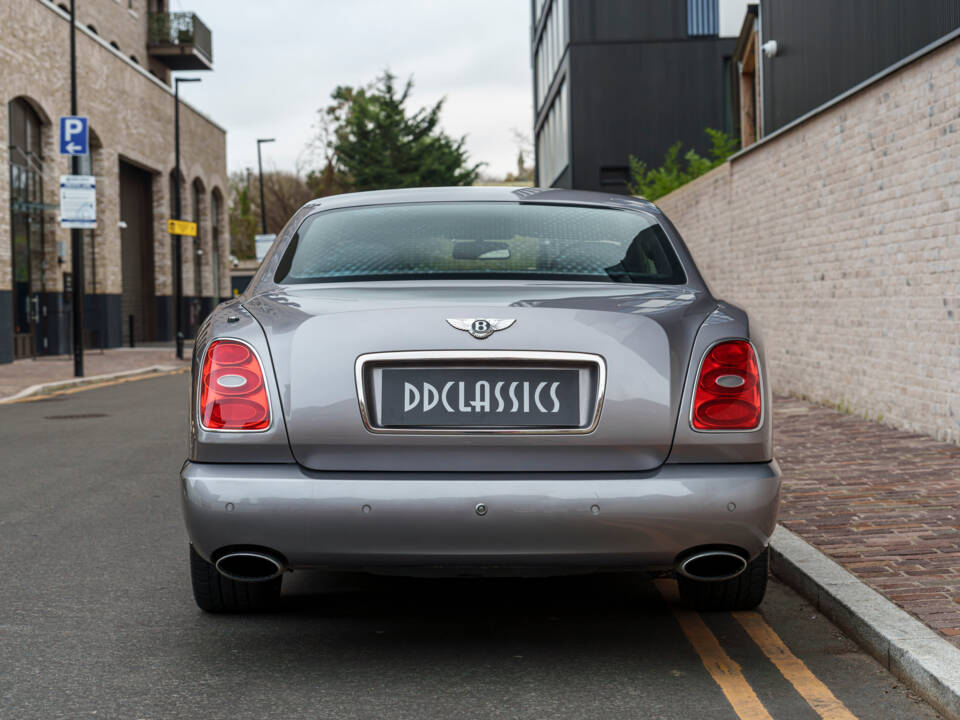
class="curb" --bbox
[0,364,185,403]
[770,524,960,720]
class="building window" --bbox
[86,24,98,34]
[110,41,120,51]
[210,191,221,300]
[536,80,569,186]
[534,0,547,24]
[129,55,139,64]
[8,99,45,359]
[534,0,567,110]
[687,0,719,36]
[191,180,203,298]
[169,170,181,313]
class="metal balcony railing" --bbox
[147,12,213,66]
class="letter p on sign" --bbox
[59,116,89,156]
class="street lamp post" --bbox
[256,138,275,235]
[69,0,84,377]
[174,76,201,360]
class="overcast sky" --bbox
[170,0,533,180]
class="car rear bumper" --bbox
[181,460,781,571]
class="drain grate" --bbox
[43,413,109,420]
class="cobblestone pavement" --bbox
[775,394,960,646]
[0,346,191,399]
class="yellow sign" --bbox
[167,219,197,237]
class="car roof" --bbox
[302,186,660,214]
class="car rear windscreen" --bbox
[275,202,687,285]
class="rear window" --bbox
[275,202,686,285]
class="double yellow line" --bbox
[655,579,857,720]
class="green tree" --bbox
[228,171,258,259]
[259,170,313,232]
[627,128,739,201]
[230,169,314,258]
[312,71,482,192]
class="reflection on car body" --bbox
[181,186,779,614]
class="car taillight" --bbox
[198,340,270,430]
[691,340,762,431]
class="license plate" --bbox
[380,368,581,428]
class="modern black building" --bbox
[531,0,742,192]
[733,0,960,148]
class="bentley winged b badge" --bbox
[446,318,516,339]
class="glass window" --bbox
[191,181,202,297]
[536,80,568,186]
[687,0,719,36]
[8,98,45,358]
[276,202,686,285]
[210,191,221,300]
[534,0,567,110]
[169,171,179,301]
[534,0,547,23]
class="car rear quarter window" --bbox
[275,202,686,285]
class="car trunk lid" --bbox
[245,282,714,472]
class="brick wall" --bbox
[0,0,229,354]
[657,37,960,444]
[77,0,149,68]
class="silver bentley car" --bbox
[182,187,780,613]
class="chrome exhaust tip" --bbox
[676,550,748,582]
[215,551,285,583]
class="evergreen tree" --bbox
[320,71,482,191]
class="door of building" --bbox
[8,99,45,359]
[119,161,156,344]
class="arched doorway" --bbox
[166,168,185,341]
[8,98,46,359]
[189,178,205,336]
[119,160,156,344]
[210,188,223,303]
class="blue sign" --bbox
[59,116,89,155]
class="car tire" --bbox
[677,547,768,611]
[189,545,282,613]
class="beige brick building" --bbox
[0,0,228,363]
[657,36,960,444]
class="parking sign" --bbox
[59,116,89,155]
[60,175,96,229]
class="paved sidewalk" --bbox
[0,346,191,400]
[774,395,960,646]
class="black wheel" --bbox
[189,545,282,613]
[677,547,768,611]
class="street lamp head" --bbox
[176,77,202,86]
[257,138,276,145]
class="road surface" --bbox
[0,374,937,719]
